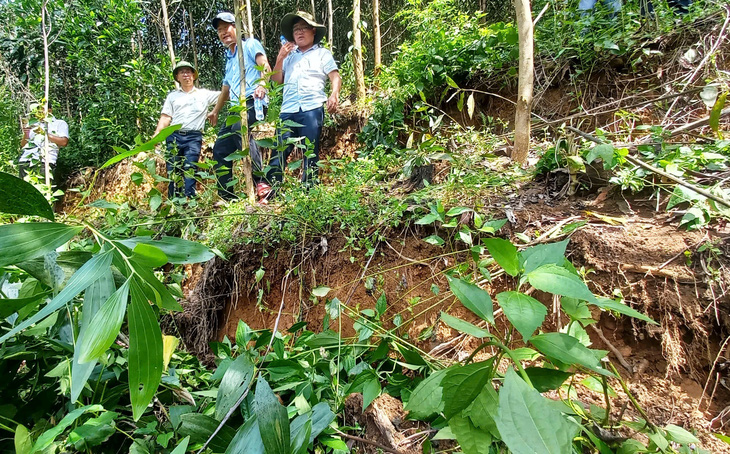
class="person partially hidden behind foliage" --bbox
[268,11,341,194]
[208,12,272,204]
[19,102,69,186]
[154,61,220,199]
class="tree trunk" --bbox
[311,0,316,16]
[188,10,199,87]
[512,0,534,164]
[352,0,366,100]
[160,0,176,69]
[41,0,51,188]
[234,2,256,203]
[245,0,254,38]
[258,0,265,45]
[373,0,381,75]
[327,0,333,45]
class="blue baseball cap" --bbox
[212,12,236,29]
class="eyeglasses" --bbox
[292,25,313,33]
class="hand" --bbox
[277,42,297,62]
[326,93,339,114]
[207,110,218,126]
[253,85,267,100]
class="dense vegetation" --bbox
[1,0,729,452]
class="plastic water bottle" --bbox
[254,97,265,121]
[280,35,287,45]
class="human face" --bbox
[292,19,315,50]
[175,68,196,90]
[216,22,237,50]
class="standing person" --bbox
[19,102,69,186]
[154,61,220,199]
[207,12,272,204]
[269,11,341,192]
[579,0,621,15]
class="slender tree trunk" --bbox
[245,0,254,38]
[352,0,366,100]
[234,2,255,203]
[327,0,333,45]
[41,0,51,188]
[512,0,534,164]
[187,10,199,87]
[160,0,176,69]
[373,0,381,75]
[258,0,265,45]
[311,0,316,16]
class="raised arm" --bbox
[272,43,296,85]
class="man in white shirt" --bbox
[154,61,220,198]
[19,103,69,185]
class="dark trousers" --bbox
[212,99,267,200]
[267,106,324,187]
[166,130,203,198]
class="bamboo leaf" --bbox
[0,222,81,267]
[78,278,131,363]
[30,405,105,453]
[119,236,214,264]
[99,124,181,169]
[215,355,254,420]
[128,279,163,421]
[225,416,264,454]
[0,172,54,220]
[255,377,291,454]
[169,436,190,454]
[0,249,114,343]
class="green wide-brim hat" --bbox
[281,11,326,44]
[173,61,198,79]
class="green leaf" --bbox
[0,249,114,343]
[440,312,491,338]
[523,368,573,393]
[255,378,290,454]
[78,278,131,363]
[100,124,181,169]
[119,236,214,264]
[495,292,547,341]
[446,206,472,216]
[131,243,168,268]
[530,333,612,376]
[290,402,336,445]
[0,294,47,319]
[17,250,93,289]
[179,413,236,452]
[447,276,494,323]
[527,264,597,302]
[663,424,699,444]
[404,369,448,419]
[495,369,575,454]
[442,359,494,419]
[30,405,105,453]
[449,412,492,454]
[376,293,387,316]
[71,270,115,402]
[128,280,163,421]
[290,419,311,454]
[363,377,382,410]
[482,238,520,276]
[0,223,82,268]
[67,411,118,450]
[592,297,657,325]
[216,355,254,420]
[710,93,727,139]
[423,234,445,246]
[520,240,569,275]
[0,172,54,220]
[445,75,459,89]
[226,416,264,454]
[312,286,331,297]
[464,384,500,438]
[170,436,190,454]
[585,144,616,169]
[14,424,32,454]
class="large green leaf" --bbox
[520,240,569,275]
[0,223,81,268]
[440,312,492,338]
[170,436,190,454]
[78,278,131,363]
[255,377,290,454]
[523,367,573,393]
[290,419,311,454]
[0,172,54,220]
[482,238,520,276]
[226,416,265,454]
[447,276,494,323]
[530,333,612,376]
[449,412,493,454]
[128,279,163,421]
[592,297,657,325]
[216,355,255,420]
[496,369,576,454]
[30,405,104,453]
[129,258,182,311]
[17,251,93,289]
[99,124,181,169]
[527,264,597,302]
[71,270,116,402]
[0,249,114,343]
[67,411,118,450]
[442,359,495,419]
[14,424,32,454]
[464,383,500,439]
[290,402,336,445]
[404,368,449,419]
[178,413,236,452]
[495,291,547,341]
[0,294,47,319]
[119,236,215,264]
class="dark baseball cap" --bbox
[212,12,235,29]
